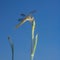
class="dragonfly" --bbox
[16,10,36,28]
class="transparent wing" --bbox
[28,10,37,16]
[18,18,23,21]
[20,13,26,17]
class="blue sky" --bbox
[0,0,60,60]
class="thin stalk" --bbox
[8,36,14,60]
[31,34,38,60]
[31,20,38,60]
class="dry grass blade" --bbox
[8,36,14,60]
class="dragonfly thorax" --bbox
[26,16,34,21]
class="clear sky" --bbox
[0,0,60,60]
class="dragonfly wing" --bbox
[20,13,26,17]
[28,10,37,15]
[18,18,23,21]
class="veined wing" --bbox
[20,13,26,17]
[18,18,24,21]
[27,10,36,16]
